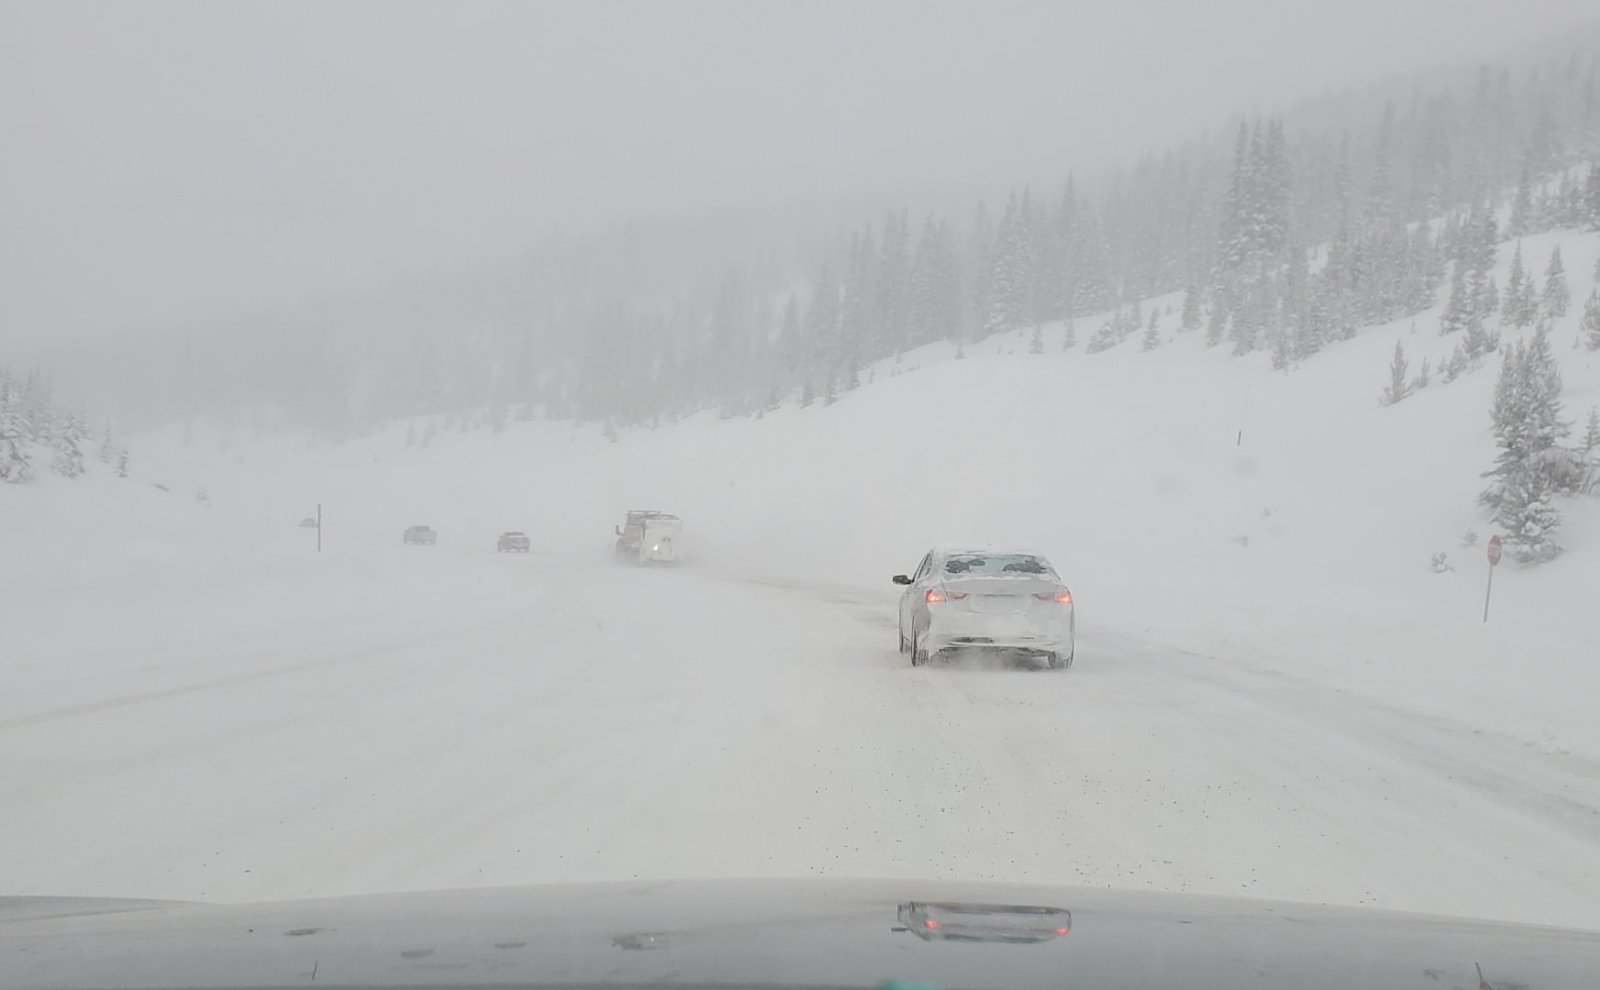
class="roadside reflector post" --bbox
[1483,535,1502,623]
[317,502,323,553]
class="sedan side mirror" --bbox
[614,525,622,536]
[892,574,912,585]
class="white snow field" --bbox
[4,229,1600,930]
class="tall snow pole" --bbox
[316,503,323,553]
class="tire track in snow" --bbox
[1104,630,1600,851]
[0,602,557,734]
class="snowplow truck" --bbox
[615,510,683,565]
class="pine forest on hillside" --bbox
[40,47,1600,436]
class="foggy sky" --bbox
[2,0,1596,344]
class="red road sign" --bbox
[1487,535,1503,566]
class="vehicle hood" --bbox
[2,878,1596,989]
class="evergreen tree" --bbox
[1463,296,1491,359]
[117,448,130,479]
[1180,284,1201,331]
[930,220,962,343]
[1509,163,1532,236]
[1586,163,1600,229]
[1363,104,1396,232]
[1494,457,1564,563]
[875,209,912,356]
[1481,341,1527,508]
[1442,342,1469,382]
[983,192,1027,338]
[1069,203,1119,316]
[1503,243,1536,327]
[1270,323,1291,371]
[1413,357,1432,390]
[1216,122,1250,275]
[907,217,939,347]
[1062,317,1076,351]
[807,265,843,382]
[838,228,877,380]
[0,370,30,484]
[1029,323,1044,355]
[776,294,804,377]
[1583,406,1600,454]
[1381,341,1412,405]
[1583,289,1600,350]
[1205,299,1228,347]
[1018,187,1053,325]
[51,412,85,478]
[20,371,54,444]
[1542,245,1569,318]
[1283,241,1311,333]
[1229,288,1259,356]
[1437,263,1471,335]
[966,202,994,340]
[1481,326,1568,562]
[1258,119,1292,257]
[1141,310,1161,351]
[1460,205,1498,284]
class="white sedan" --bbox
[894,546,1074,669]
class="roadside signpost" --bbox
[316,502,323,553]
[1483,535,1501,623]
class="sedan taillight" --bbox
[926,589,968,603]
[1035,588,1073,604]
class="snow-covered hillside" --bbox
[6,229,1599,929]
[127,228,1600,750]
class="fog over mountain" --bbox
[4,0,1597,351]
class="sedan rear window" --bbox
[944,554,1049,575]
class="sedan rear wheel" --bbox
[911,632,929,667]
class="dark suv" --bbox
[403,525,437,545]
[496,531,531,552]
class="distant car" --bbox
[893,546,1074,669]
[298,517,318,529]
[403,525,437,545]
[497,531,531,553]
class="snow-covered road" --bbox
[5,546,1600,931]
